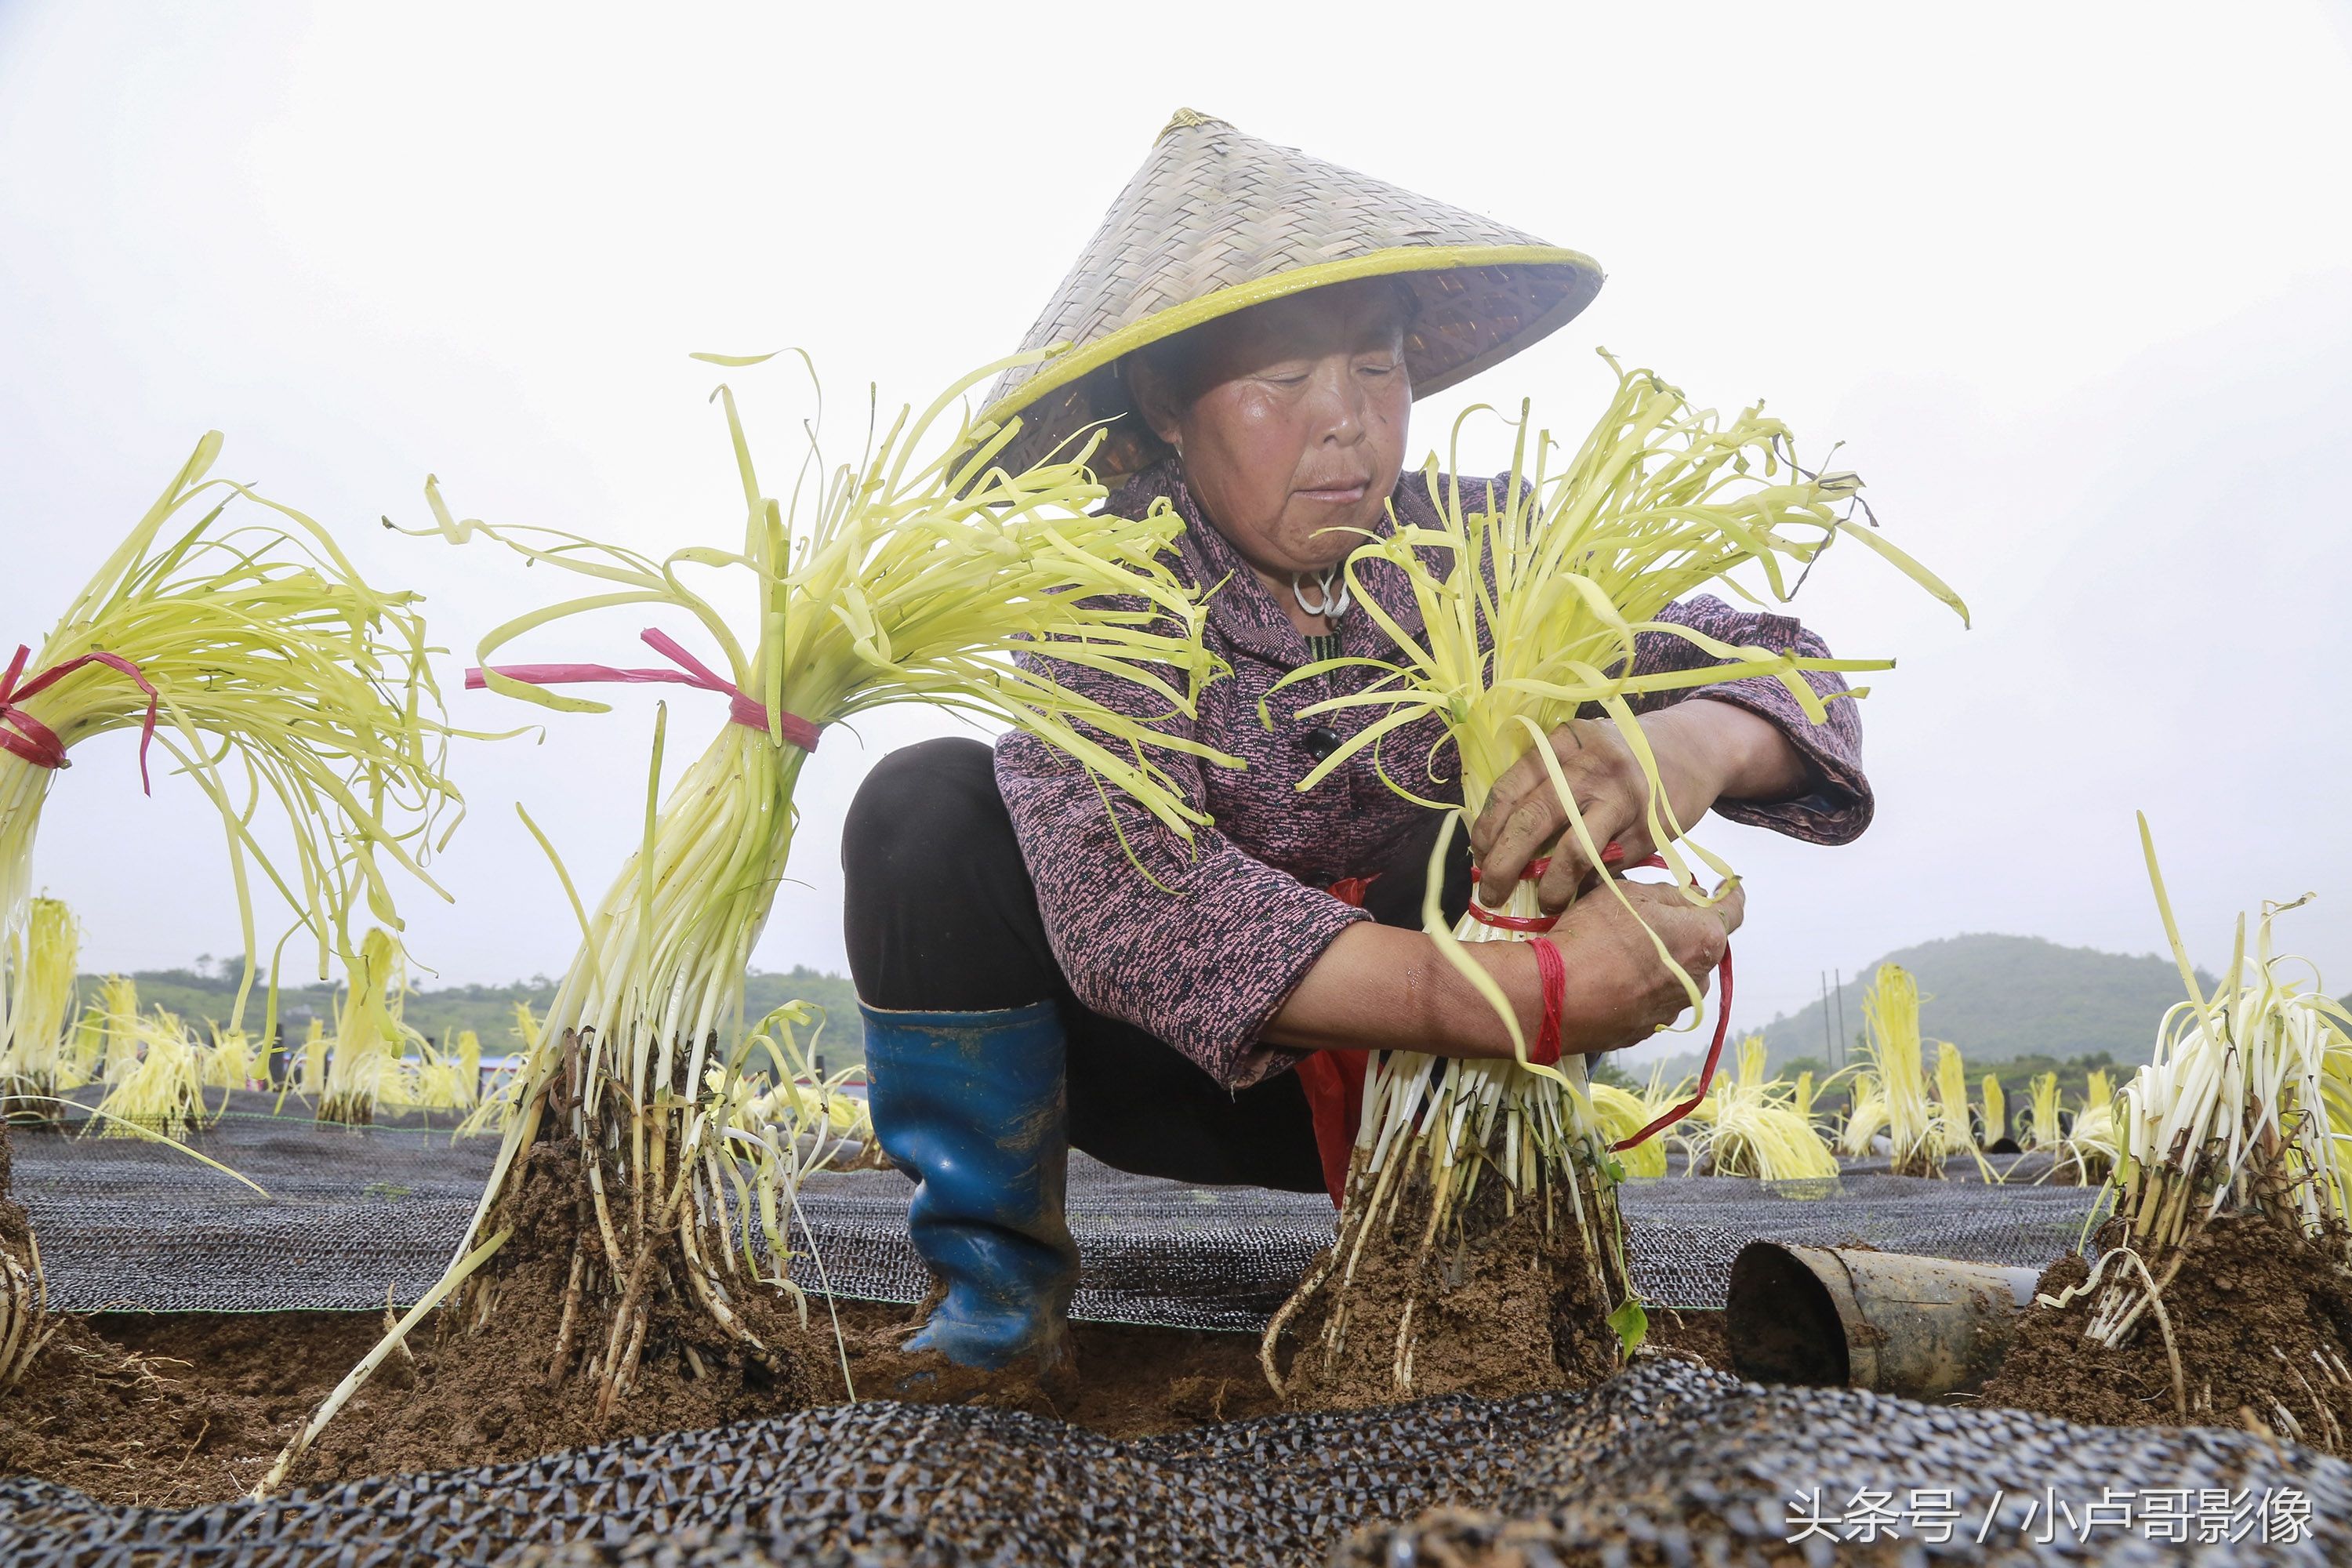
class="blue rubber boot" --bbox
[860,1000,1078,1391]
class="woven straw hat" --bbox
[978,109,1603,481]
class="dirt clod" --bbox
[1269,1170,1624,1411]
[1982,1208,2352,1449]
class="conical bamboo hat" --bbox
[978,109,1603,482]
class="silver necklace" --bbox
[1291,564,1351,619]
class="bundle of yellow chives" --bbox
[1260,355,1963,1401]
[320,929,423,1127]
[2053,818,2352,1392]
[0,437,470,1053]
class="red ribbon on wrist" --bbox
[1529,935,1566,1067]
[0,644,162,793]
[466,627,822,751]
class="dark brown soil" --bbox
[1268,1168,1625,1411]
[1981,1209,2352,1450]
[0,1302,1294,1504]
[3,1125,372,1507]
[0,1116,1719,1503]
[1642,1308,1730,1373]
[0,1122,26,1249]
[0,1312,385,1506]
[818,1298,1280,1434]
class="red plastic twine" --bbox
[467,628,821,751]
[1607,946,1734,1153]
[1464,841,1632,933]
[0,644,162,793]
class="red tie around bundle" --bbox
[0,644,162,793]
[466,627,822,751]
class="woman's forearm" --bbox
[1648,696,1812,809]
[1262,922,1533,1058]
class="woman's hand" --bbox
[1470,699,1809,913]
[1542,877,1744,1055]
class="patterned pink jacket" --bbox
[994,460,1869,1092]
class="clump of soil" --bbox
[1982,1208,2352,1447]
[1267,1169,1623,1411]
[297,1123,822,1485]
[1642,1308,1730,1373]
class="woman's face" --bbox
[1132,279,1411,577]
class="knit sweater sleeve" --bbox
[993,657,1359,1093]
[1632,594,1872,844]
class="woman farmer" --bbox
[844,111,1864,1395]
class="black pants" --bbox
[842,737,1470,1192]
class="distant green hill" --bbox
[1747,933,2209,1075]
[73,964,870,1069]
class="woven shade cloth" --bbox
[976,109,1604,482]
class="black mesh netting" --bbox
[2,1361,2341,1566]
[8,1098,2103,1319]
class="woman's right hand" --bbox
[1542,879,1744,1055]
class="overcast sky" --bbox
[3,2,2348,1044]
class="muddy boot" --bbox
[860,1000,1079,1410]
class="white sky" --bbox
[3,1,2349,1040]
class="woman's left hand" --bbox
[1469,699,1808,913]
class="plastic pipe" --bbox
[1726,1241,2042,1399]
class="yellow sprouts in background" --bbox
[296,1018,328,1098]
[201,1027,263,1091]
[2060,1069,2120,1185]
[1588,1082,1670,1179]
[1981,1073,2008,1147]
[1853,966,1981,1176]
[97,977,142,1085]
[1838,1069,1886,1158]
[403,1030,481,1112]
[1681,1036,1839,1181]
[62,1009,105,1091]
[2027,1071,2063,1150]
[0,896,81,1110]
[1934,1043,1971,1146]
[320,929,423,1126]
[88,1007,214,1142]
[1860,966,1937,1174]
